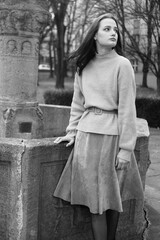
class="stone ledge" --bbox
[0,136,149,240]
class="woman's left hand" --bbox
[115,158,130,170]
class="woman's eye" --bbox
[104,27,110,31]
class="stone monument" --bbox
[0,0,49,139]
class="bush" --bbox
[44,90,160,128]
[44,89,73,106]
[136,97,160,128]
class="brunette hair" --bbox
[69,13,123,75]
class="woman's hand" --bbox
[54,136,75,147]
[115,158,130,170]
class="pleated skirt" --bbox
[53,131,144,214]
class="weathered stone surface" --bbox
[0,1,50,139]
[0,36,39,103]
[0,161,10,239]
[40,104,71,138]
[0,136,149,240]
[135,137,150,189]
[0,105,43,138]
[0,138,25,240]
[0,1,49,35]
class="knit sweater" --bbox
[66,50,137,162]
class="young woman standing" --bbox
[53,13,143,240]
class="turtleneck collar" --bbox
[95,49,118,59]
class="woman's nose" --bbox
[111,29,116,35]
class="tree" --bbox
[94,0,160,92]
[147,0,160,94]
[124,0,155,88]
[48,0,70,88]
[44,0,160,92]
[110,0,153,88]
[44,0,96,88]
[119,0,160,92]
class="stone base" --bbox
[0,103,43,138]
[0,136,149,240]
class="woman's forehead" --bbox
[99,18,117,28]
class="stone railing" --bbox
[0,104,150,240]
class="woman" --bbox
[53,13,143,240]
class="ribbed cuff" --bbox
[117,149,132,162]
[66,130,77,138]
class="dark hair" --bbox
[69,13,123,75]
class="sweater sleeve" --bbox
[66,73,85,138]
[117,59,137,162]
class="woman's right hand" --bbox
[53,135,75,147]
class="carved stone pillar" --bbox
[0,0,50,138]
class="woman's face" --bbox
[95,18,118,51]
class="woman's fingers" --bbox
[54,136,74,147]
[54,137,64,144]
[115,157,118,167]
[66,138,74,147]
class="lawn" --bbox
[37,71,159,104]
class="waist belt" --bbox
[87,107,118,115]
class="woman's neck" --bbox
[96,47,113,56]
[95,49,117,59]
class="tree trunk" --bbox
[142,71,148,88]
[157,72,160,95]
[157,37,160,95]
[120,0,125,53]
[49,32,54,78]
[55,20,65,89]
[142,61,149,88]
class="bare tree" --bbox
[95,0,159,91]
[64,0,97,76]
[48,0,70,88]
[43,0,96,88]
[43,0,160,92]
[148,0,160,93]
[121,0,160,92]
[125,0,156,88]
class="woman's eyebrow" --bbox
[103,25,118,29]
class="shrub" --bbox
[44,90,160,128]
[136,97,160,128]
[44,89,73,106]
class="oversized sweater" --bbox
[66,50,137,162]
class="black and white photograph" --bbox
[0,0,159,240]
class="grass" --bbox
[136,85,160,99]
[37,71,159,103]
[135,72,160,99]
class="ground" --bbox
[145,128,160,240]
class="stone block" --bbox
[0,138,25,240]
[0,105,43,139]
[40,104,70,138]
[0,136,149,240]
[134,137,150,189]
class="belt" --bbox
[87,107,118,115]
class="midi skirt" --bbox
[53,131,144,214]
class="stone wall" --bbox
[40,104,70,138]
[0,132,149,240]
